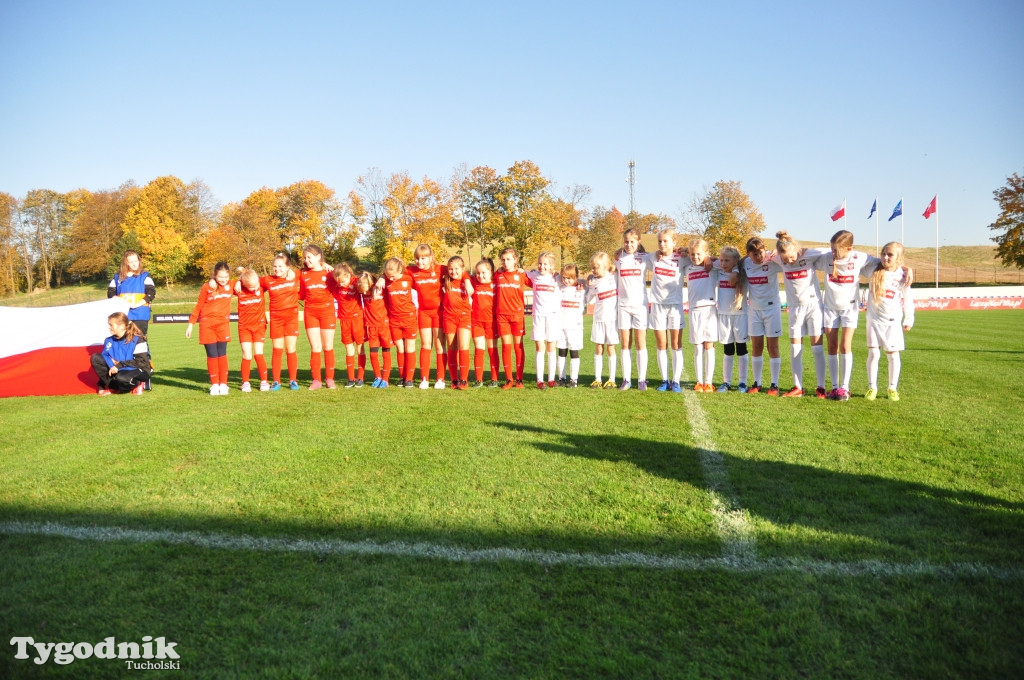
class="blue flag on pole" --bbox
[868,199,877,219]
[888,200,903,222]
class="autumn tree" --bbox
[120,176,193,285]
[19,189,72,289]
[578,205,627,267]
[275,180,358,262]
[625,210,676,235]
[67,182,140,279]
[990,170,1024,269]
[352,168,393,268]
[200,188,281,274]
[681,180,765,254]
[0,192,20,296]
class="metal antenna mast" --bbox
[627,160,636,213]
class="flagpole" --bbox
[875,196,879,256]
[900,196,905,245]
[844,197,847,231]
[935,196,939,289]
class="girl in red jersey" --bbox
[299,245,338,390]
[470,258,500,387]
[186,261,234,395]
[440,256,474,389]
[357,271,393,388]
[261,253,301,390]
[494,247,528,389]
[407,244,449,390]
[234,268,269,392]
[382,257,419,388]
[332,263,366,388]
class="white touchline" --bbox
[680,360,756,561]
[1,520,1021,580]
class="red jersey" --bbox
[299,268,337,308]
[493,269,527,317]
[260,272,300,313]
[333,279,363,320]
[189,281,233,325]
[384,273,417,325]
[361,290,389,327]
[470,278,496,323]
[407,263,445,311]
[441,280,472,317]
[235,281,267,330]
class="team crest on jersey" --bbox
[401,281,408,288]
[847,262,855,270]
[762,265,769,272]
[799,259,806,267]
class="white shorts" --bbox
[688,306,719,343]
[788,302,823,339]
[866,315,905,352]
[648,303,683,331]
[557,326,584,351]
[590,320,619,345]
[717,313,749,344]
[531,314,562,342]
[823,305,859,330]
[748,306,783,338]
[616,306,648,331]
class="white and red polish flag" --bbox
[830,200,846,222]
[0,297,129,398]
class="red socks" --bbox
[324,349,335,381]
[272,348,283,383]
[502,344,513,381]
[254,354,267,382]
[514,343,524,381]
[474,348,485,382]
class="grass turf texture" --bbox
[1,311,1022,677]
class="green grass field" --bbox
[1,311,1023,678]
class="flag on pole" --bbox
[830,200,846,222]
[923,196,937,219]
[0,297,129,398]
[868,199,877,219]
[888,200,903,222]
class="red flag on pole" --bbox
[830,200,846,222]
[923,196,937,219]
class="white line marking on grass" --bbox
[680,363,757,561]
[2,520,1021,580]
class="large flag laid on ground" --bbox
[0,297,129,398]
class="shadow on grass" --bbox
[492,421,1024,565]
[155,366,218,391]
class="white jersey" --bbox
[821,250,879,311]
[587,273,618,323]
[771,249,826,306]
[527,270,561,318]
[715,264,746,315]
[559,282,586,329]
[683,259,718,309]
[867,268,915,327]
[614,251,651,308]
[648,252,685,306]
[741,257,782,311]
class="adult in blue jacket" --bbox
[90,311,152,395]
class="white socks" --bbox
[622,348,632,382]
[658,349,668,380]
[812,344,826,388]
[637,348,648,382]
[841,353,853,390]
[752,355,764,385]
[694,345,705,384]
[791,343,804,390]
[673,348,684,382]
[866,347,881,389]
[769,357,781,386]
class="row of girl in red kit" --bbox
[185,228,914,401]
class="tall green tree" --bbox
[0,192,20,295]
[990,170,1024,269]
[682,180,765,254]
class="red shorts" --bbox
[199,321,231,345]
[442,312,471,335]
[418,308,441,330]
[365,324,393,349]
[472,318,499,340]
[269,309,299,339]
[339,317,365,345]
[238,323,267,344]
[497,314,525,338]
[389,321,418,341]
[303,304,336,330]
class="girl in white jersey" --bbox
[648,229,686,393]
[556,263,587,388]
[821,230,881,401]
[740,237,783,395]
[527,251,563,389]
[683,238,719,392]
[586,251,619,389]
[715,246,749,392]
[614,229,652,391]
[772,231,829,398]
[865,242,914,401]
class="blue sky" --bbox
[1,0,1021,248]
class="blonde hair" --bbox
[239,268,260,290]
[590,251,614,275]
[830,230,855,277]
[118,250,142,281]
[622,228,646,253]
[775,230,800,256]
[560,263,579,281]
[414,244,436,267]
[719,246,745,311]
[688,237,709,252]
[356,271,376,294]
[475,258,494,275]
[537,251,556,268]
[870,242,906,304]
[331,262,356,282]
[442,255,465,293]
[383,257,406,278]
